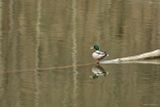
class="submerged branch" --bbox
[101,49,160,64]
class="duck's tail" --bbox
[104,51,109,57]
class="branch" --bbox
[101,49,160,64]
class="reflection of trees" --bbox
[0,0,40,107]
[34,0,42,107]
[0,0,4,104]
[72,0,78,107]
[0,0,3,73]
[0,0,159,107]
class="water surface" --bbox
[0,0,160,107]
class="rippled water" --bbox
[0,0,160,107]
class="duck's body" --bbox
[92,50,107,60]
[91,44,109,64]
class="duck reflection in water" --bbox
[90,65,109,79]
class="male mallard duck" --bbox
[91,44,109,64]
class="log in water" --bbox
[101,49,160,64]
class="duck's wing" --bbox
[92,50,108,60]
[95,50,106,55]
[96,51,109,56]
[95,51,107,59]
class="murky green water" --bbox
[0,0,160,107]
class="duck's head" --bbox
[91,44,100,50]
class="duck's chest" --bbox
[92,52,101,59]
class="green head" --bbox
[93,44,100,50]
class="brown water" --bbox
[0,0,160,107]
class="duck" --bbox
[91,44,109,64]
